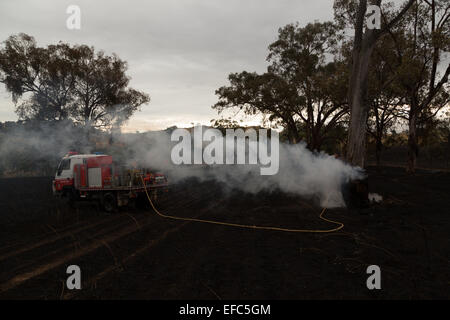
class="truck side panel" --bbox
[88,168,102,187]
[101,166,112,188]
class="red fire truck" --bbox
[53,152,168,212]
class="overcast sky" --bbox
[0,0,335,131]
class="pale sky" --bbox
[0,0,335,132]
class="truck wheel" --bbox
[103,192,117,213]
[63,188,76,208]
[136,194,150,209]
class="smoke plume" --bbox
[118,127,364,208]
[0,122,364,207]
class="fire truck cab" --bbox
[53,152,106,196]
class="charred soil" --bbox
[0,166,449,299]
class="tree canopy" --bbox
[0,33,150,129]
[213,22,349,150]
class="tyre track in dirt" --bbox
[0,184,194,262]
[0,184,192,254]
[0,185,200,279]
[1,213,146,281]
[62,196,226,299]
[0,184,220,296]
[0,214,125,262]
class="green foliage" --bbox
[213,21,349,148]
[0,33,150,129]
[210,117,243,129]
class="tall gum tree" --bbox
[391,0,449,173]
[334,0,416,167]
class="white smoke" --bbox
[0,122,365,208]
[118,128,364,208]
[0,121,94,176]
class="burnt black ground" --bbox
[0,166,449,299]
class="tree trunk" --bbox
[287,121,300,144]
[447,134,450,169]
[310,127,322,152]
[346,38,376,167]
[375,135,382,171]
[407,110,419,173]
[345,0,415,168]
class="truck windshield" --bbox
[57,159,71,176]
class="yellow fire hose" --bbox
[140,175,344,233]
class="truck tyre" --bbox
[136,194,150,209]
[63,188,76,208]
[102,192,117,213]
